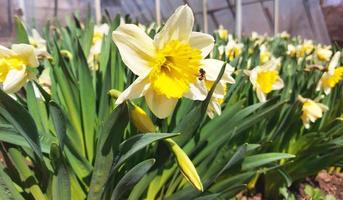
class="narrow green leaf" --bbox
[0,163,25,200]
[114,133,180,169]
[242,153,295,170]
[88,104,129,200]
[49,102,67,149]
[15,16,29,44]
[0,90,42,159]
[111,159,155,200]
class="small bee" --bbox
[198,68,206,80]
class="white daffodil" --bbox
[249,58,284,102]
[113,5,223,119]
[216,25,228,41]
[287,44,297,57]
[279,31,290,39]
[218,35,243,61]
[317,51,343,95]
[0,44,39,93]
[315,45,332,62]
[88,23,110,70]
[202,61,235,118]
[259,45,271,65]
[29,29,50,58]
[298,95,328,129]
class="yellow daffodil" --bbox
[0,44,38,93]
[259,45,271,65]
[316,45,332,62]
[287,44,297,57]
[298,95,328,129]
[317,51,343,95]
[216,25,228,41]
[113,5,222,119]
[201,61,235,118]
[296,40,314,58]
[251,32,266,45]
[249,58,284,102]
[29,29,50,58]
[88,23,110,70]
[279,31,290,39]
[218,35,243,61]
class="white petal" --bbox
[145,89,178,119]
[256,89,267,102]
[154,5,194,49]
[212,100,222,116]
[115,75,151,104]
[183,80,207,100]
[2,67,28,93]
[328,51,340,75]
[212,81,226,99]
[112,24,156,76]
[0,45,16,58]
[11,44,39,67]
[189,32,214,58]
[201,59,235,83]
[272,77,284,90]
[95,23,110,35]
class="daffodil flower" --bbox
[298,95,328,129]
[249,58,284,102]
[287,44,297,57]
[202,61,235,118]
[216,25,228,41]
[88,23,110,70]
[218,35,243,61]
[29,29,50,58]
[317,51,343,95]
[113,5,222,119]
[0,44,39,93]
[259,45,271,65]
[296,40,314,58]
[315,45,332,62]
[279,31,290,39]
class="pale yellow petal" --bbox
[145,89,178,119]
[11,44,39,67]
[115,75,151,104]
[112,24,156,76]
[154,5,194,49]
[189,32,214,58]
[2,67,28,93]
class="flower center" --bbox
[256,70,278,94]
[149,40,202,98]
[322,67,343,88]
[0,57,25,82]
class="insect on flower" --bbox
[112,5,226,119]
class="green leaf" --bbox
[49,102,67,149]
[111,159,155,200]
[15,16,29,44]
[0,163,25,200]
[88,104,129,200]
[114,133,180,170]
[50,144,71,200]
[76,40,96,161]
[0,90,42,159]
[242,153,295,170]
